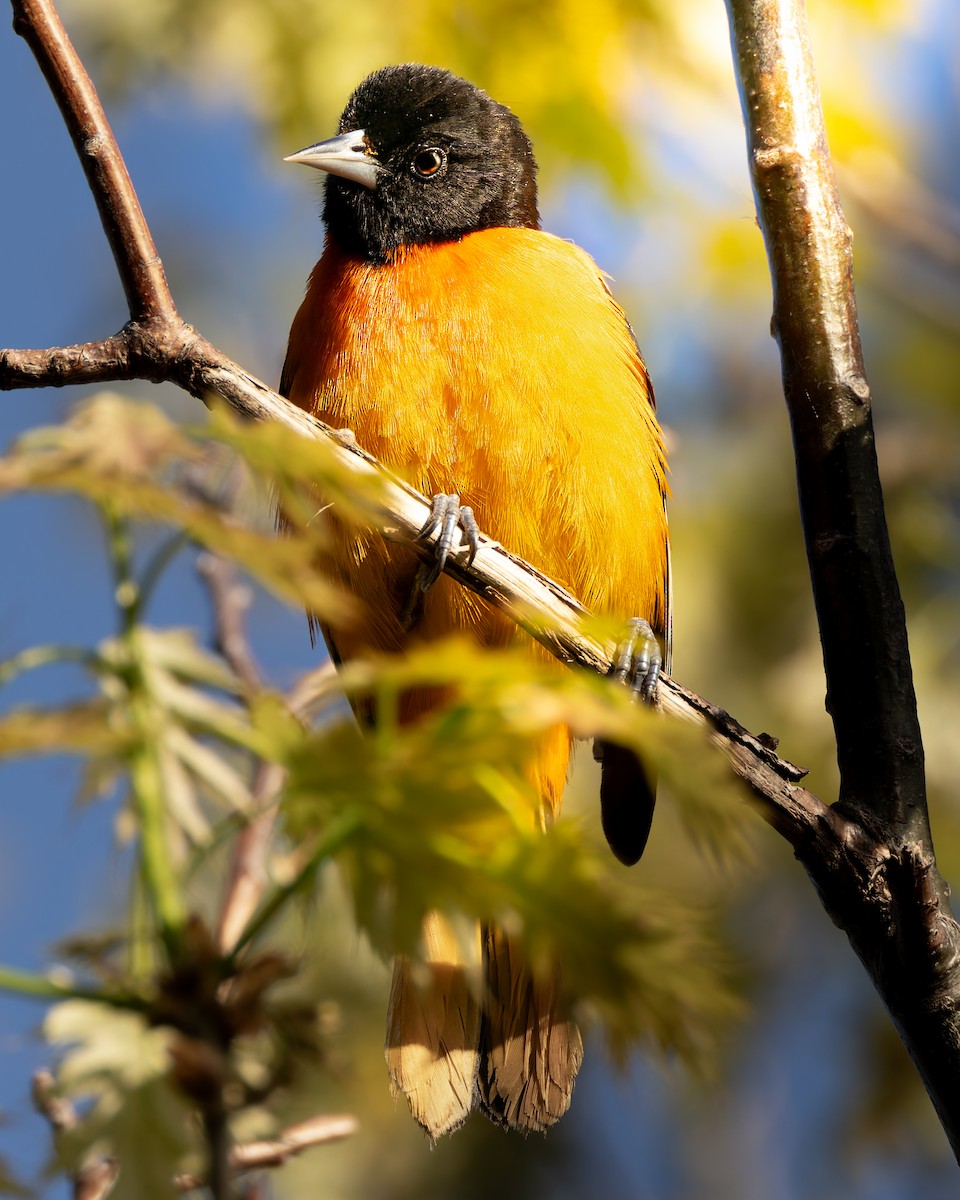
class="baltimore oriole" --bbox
[281,64,670,1138]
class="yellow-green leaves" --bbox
[282,638,746,1061]
[0,698,131,760]
[0,393,374,622]
[1,393,748,1181]
[60,0,912,208]
[0,624,272,849]
[63,0,662,187]
[44,1001,196,1200]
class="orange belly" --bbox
[282,226,669,812]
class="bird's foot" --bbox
[402,493,480,629]
[610,616,663,704]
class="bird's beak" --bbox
[284,130,382,190]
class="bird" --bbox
[280,63,670,1139]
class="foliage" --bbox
[0,396,745,1191]
[44,1001,194,1200]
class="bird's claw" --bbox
[402,494,480,628]
[611,617,662,704]
[416,492,479,588]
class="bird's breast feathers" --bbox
[283,225,668,623]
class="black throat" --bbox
[322,64,540,263]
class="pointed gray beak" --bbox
[284,130,382,190]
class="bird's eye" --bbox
[412,148,446,178]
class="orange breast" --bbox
[282,226,669,657]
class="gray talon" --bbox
[404,493,480,626]
[612,617,662,703]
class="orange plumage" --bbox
[284,230,668,805]
[282,64,669,1138]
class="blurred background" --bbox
[2,0,959,1195]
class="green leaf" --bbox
[44,1001,196,1200]
[0,701,133,759]
[205,403,389,530]
[281,638,744,1063]
[0,395,355,624]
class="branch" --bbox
[196,553,341,954]
[197,553,261,692]
[229,1113,359,1165]
[724,0,926,847]
[725,0,960,1160]
[174,1113,360,1190]
[0,332,169,389]
[197,553,288,955]
[11,0,174,320]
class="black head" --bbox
[286,64,540,262]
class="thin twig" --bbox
[33,1070,119,1200]
[196,553,344,953]
[197,554,261,691]
[11,0,174,320]
[174,1113,359,1190]
[196,554,288,954]
[216,793,282,955]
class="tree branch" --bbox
[197,553,287,956]
[174,1113,359,1190]
[11,0,175,320]
[724,0,926,847]
[725,0,960,1158]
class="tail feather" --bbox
[387,724,583,1137]
[478,925,583,1133]
[595,739,656,866]
[385,912,481,1139]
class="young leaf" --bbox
[281,638,744,1064]
[44,1001,196,1200]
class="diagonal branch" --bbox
[12,0,175,320]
